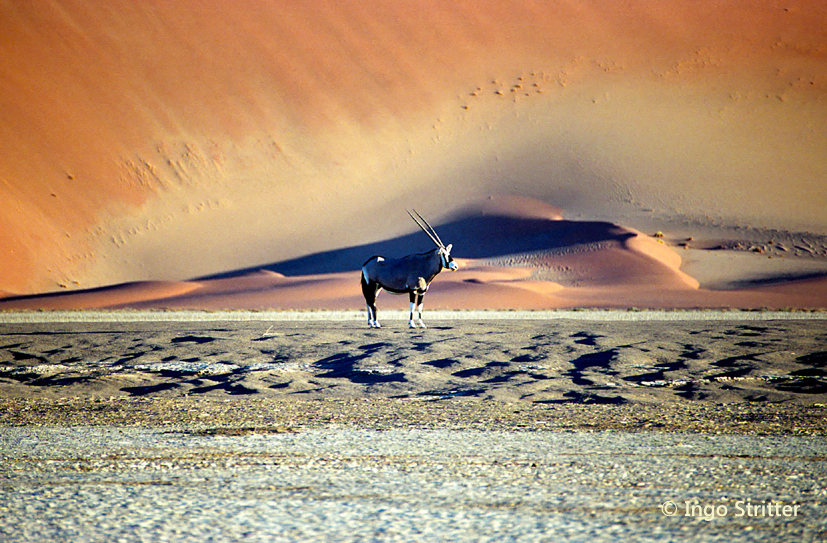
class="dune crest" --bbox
[458,195,564,222]
[4,197,794,311]
[623,230,701,290]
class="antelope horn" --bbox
[408,209,444,248]
[415,209,446,247]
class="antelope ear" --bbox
[445,244,452,253]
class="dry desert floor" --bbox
[1,310,826,429]
[2,311,826,541]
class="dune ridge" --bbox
[1,196,825,311]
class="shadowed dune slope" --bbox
[2,198,825,311]
[203,208,638,278]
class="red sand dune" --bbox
[1,1,825,309]
[1,196,825,311]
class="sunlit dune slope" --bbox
[1,1,825,304]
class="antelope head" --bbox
[408,209,458,271]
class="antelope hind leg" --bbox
[362,277,381,328]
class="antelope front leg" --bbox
[408,292,418,328]
[409,292,426,328]
[416,297,426,329]
[368,304,381,328]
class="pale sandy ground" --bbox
[2,312,826,541]
[2,427,826,542]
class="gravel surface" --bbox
[2,427,826,542]
[2,311,826,541]
[2,397,827,435]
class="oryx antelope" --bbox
[361,210,458,328]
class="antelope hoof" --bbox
[418,321,427,329]
[408,321,417,329]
